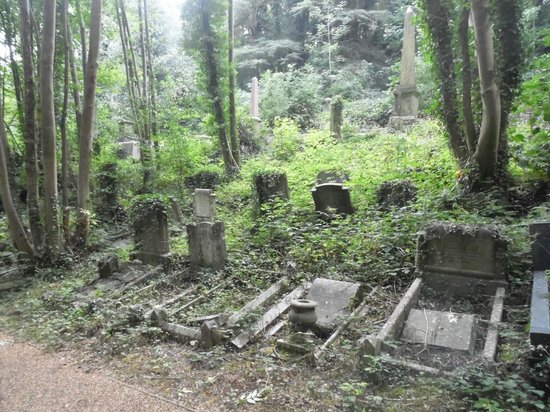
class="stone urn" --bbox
[288,299,318,330]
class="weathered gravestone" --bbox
[529,222,550,347]
[402,309,476,354]
[98,256,119,279]
[311,183,354,216]
[316,171,349,185]
[253,172,290,207]
[376,179,417,210]
[391,6,419,124]
[306,278,362,331]
[118,140,140,160]
[415,223,508,296]
[187,189,227,271]
[132,198,170,265]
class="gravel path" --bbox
[0,332,193,412]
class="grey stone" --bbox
[133,199,171,266]
[187,221,227,271]
[530,271,550,346]
[201,320,223,349]
[306,278,362,331]
[530,222,550,271]
[416,223,508,296]
[316,171,349,185]
[193,189,216,223]
[98,256,119,279]
[168,196,183,224]
[402,309,476,354]
[118,140,140,160]
[311,183,354,216]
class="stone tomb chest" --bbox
[416,223,508,296]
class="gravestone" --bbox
[390,6,419,128]
[330,96,343,140]
[376,180,417,210]
[187,222,227,271]
[402,309,476,353]
[311,183,354,216]
[132,198,170,265]
[98,256,119,279]
[250,77,260,120]
[193,189,216,223]
[306,278,362,331]
[118,140,140,160]
[168,196,183,224]
[529,222,550,347]
[316,171,349,185]
[187,189,227,271]
[253,172,290,206]
[415,223,508,296]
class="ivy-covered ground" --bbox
[1,120,549,411]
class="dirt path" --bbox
[0,332,196,412]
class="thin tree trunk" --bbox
[143,0,159,168]
[76,0,102,246]
[459,6,476,152]
[66,5,82,138]
[228,0,240,171]
[200,0,233,174]
[19,0,42,248]
[471,0,501,179]
[62,0,71,245]
[76,0,87,79]
[41,0,60,256]
[0,99,35,256]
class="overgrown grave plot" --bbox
[358,223,508,374]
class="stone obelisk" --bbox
[393,6,419,122]
[250,77,261,134]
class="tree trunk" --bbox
[75,0,102,246]
[228,0,240,171]
[61,0,71,245]
[40,0,60,256]
[19,0,43,248]
[200,0,234,174]
[471,0,501,179]
[143,0,159,169]
[76,0,88,78]
[459,6,476,153]
[0,95,35,256]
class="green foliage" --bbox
[272,118,302,161]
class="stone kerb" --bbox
[311,183,354,216]
[415,223,508,296]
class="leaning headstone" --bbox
[187,189,227,271]
[415,223,508,296]
[193,189,216,223]
[529,222,550,347]
[390,6,419,128]
[376,179,417,210]
[316,171,349,185]
[306,278,362,331]
[132,198,170,265]
[311,183,354,216]
[253,172,290,206]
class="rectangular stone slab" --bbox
[530,270,550,346]
[402,309,476,353]
[306,278,362,330]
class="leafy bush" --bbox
[272,118,302,161]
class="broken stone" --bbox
[402,309,476,354]
[98,256,119,279]
[306,278,362,331]
[201,320,223,349]
[311,183,354,216]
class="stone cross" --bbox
[250,77,259,120]
[393,6,419,119]
[193,189,216,223]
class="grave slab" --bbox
[530,222,550,271]
[306,278,362,330]
[402,309,476,354]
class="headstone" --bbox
[98,256,119,279]
[391,6,419,127]
[311,183,354,216]
[530,222,550,271]
[529,222,550,347]
[402,309,476,354]
[330,96,343,140]
[118,140,140,160]
[376,179,417,210]
[193,189,216,223]
[316,171,349,185]
[253,172,290,206]
[187,221,227,271]
[132,198,170,265]
[416,223,508,296]
[167,196,183,224]
[306,278,362,331]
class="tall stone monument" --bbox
[250,77,261,134]
[391,6,419,127]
